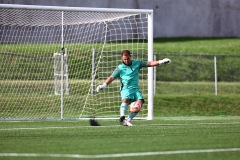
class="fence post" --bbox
[214,55,218,95]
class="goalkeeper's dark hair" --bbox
[121,50,131,56]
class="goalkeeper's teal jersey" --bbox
[111,60,147,92]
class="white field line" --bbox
[0,122,240,131]
[0,125,122,131]
[0,148,240,159]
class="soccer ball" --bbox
[130,102,141,112]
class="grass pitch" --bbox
[1,38,240,159]
[0,116,239,160]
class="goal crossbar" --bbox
[0,4,153,14]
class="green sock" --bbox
[120,102,128,116]
[128,112,138,121]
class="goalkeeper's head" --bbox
[121,50,132,66]
[121,50,131,56]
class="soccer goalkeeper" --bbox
[96,50,171,126]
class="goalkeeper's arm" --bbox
[96,76,114,92]
[147,58,171,67]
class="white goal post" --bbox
[0,4,154,120]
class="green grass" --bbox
[154,37,240,54]
[154,82,240,116]
[1,38,240,55]
[1,38,240,159]
[1,81,240,119]
[1,38,240,81]
[154,95,240,116]
[0,117,240,160]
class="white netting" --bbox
[0,8,139,26]
[0,6,150,120]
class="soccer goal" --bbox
[0,4,154,120]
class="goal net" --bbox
[0,4,153,120]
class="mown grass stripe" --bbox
[0,148,240,158]
[0,122,239,131]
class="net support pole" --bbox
[214,55,218,96]
[147,11,154,120]
[91,48,95,95]
[60,11,65,120]
[153,54,156,96]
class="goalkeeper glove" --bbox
[96,83,107,92]
[159,58,171,64]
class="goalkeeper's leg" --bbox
[119,102,128,124]
[127,99,143,122]
[120,91,144,126]
[124,91,144,126]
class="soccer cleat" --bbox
[89,118,100,126]
[123,120,133,126]
[119,116,125,125]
